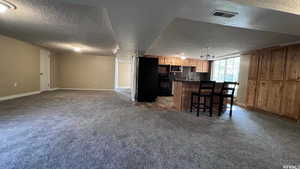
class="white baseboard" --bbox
[48,88,59,91]
[235,102,247,108]
[58,88,114,91]
[115,87,131,90]
[0,91,41,102]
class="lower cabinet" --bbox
[246,80,257,107]
[281,81,300,120]
[256,81,269,111]
[266,81,283,115]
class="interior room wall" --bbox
[0,34,41,97]
[116,58,132,89]
[236,54,251,106]
[55,53,115,90]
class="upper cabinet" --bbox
[258,50,271,81]
[158,56,165,65]
[270,48,285,81]
[286,45,300,81]
[246,80,257,107]
[248,52,260,80]
[145,55,209,73]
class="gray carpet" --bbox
[0,90,299,169]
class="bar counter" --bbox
[173,80,223,112]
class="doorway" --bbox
[40,49,50,92]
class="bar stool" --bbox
[217,82,238,117]
[190,81,216,117]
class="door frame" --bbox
[40,49,51,92]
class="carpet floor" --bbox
[0,90,299,169]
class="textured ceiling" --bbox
[0,0,118,55]
[1,0,300,58]
[147,18,300,59]
[229,0,300,15]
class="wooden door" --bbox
[248,52,260,80]
[266,81,283,114]
[281,82,300,119]
[195,61,202,72]
[246,80,257,107]
[164,57,171,65]
[286,45,300,81]
[202,61,209,72]
[270,48,285,81]
[256,81,269,111]
[258,50,271,80]
[158,56,165,65]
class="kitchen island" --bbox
[173,80,223,112]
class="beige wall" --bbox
[118,61,131,88]
[50,53,57,88]
[55,53,115,89]
[0,35,41,97]
[236,54,251,105]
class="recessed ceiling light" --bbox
[180,56,187,60]
[0,0,16,13]
[73,47,81,52]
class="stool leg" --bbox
[190,94,193,112]
[230,96,234,117]
[218,96,223,116]
[197,96,200,117]
[209,96,213,117]
[204,97,207,112]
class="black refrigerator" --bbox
[136,57,159,102]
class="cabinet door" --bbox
[286,45,300,81]
[164,57,171,65]
[256,81,269,111]
[182,59,189,66]
[159,56,165,65]
[270,48,285,81]
[246,80,257,107]
[266,81,283,114]
[195,61,202,72]
[281,82,300,120]
[202,61,209,72]
[248,52,260,80]
[258,50,271,80]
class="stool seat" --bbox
[217,82,238,117]
[190,81,216,117]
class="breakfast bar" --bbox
[173,80,224,112]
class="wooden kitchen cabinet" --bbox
[258,50,271,81]
[286,45,300,81]
[281,81,300,119]
[266,81,283,114]
[246,80,257,107]
[270,48,285,81]
[256,81,269,111]
[248,52,260,80]
[158,56,165,65]
[202,61,209,72]
[195,61,202,72]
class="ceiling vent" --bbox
[213,10,238,18]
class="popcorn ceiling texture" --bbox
[1,0,300,58]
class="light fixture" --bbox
[73,47,81,52]
[0,0,16,13]
[200,47,215,60]
[179,53,187,60]
[113,45,120,55]
[180,56,187,60]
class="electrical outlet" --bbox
[14,82,17,87]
